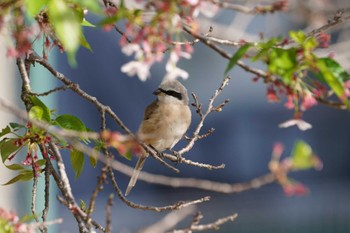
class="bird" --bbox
[125,79,192,195]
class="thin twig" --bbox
[42,157,51,233]
[183,26,269,80]
[48,142,89,233]
[108,167,210,212]
[307,8,350,38]
[86,166,108,230]
[56,196,106,232]
[105,194,114,233]
[16,58,31,110]
[30,85,70,96]
[178,77,231,155]
[140,206,196,233]
[168,212,238,232]
[31,168,42,231]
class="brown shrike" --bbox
[125,79,191,195]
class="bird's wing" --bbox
[143,100,158,120]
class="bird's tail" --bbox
[125,155,147,196]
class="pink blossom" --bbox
[279,118,312,131]
[317,33,331,48]
[284,95,295,109]
[272,142,284,160]
[186,0,199,5]
[266,87,280,102]
[301,94,317,111]
[283,182,309,196]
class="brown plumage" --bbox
[125,79,191,195]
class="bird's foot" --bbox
[170,150,182,164]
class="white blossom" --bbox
[279,119,312,131]
[165,65,189,80]
[193,1,219,18]
[121,60,150,81]
[121,43,142,58]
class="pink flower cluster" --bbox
[115,0,218,81]
[0,208,36,233]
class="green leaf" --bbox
[25,0,48,16]
[316,57,350,82]
[80,199,87,212]
[5,163,25,171]
[315,58,347,102]
[55,114,87,131]
[289,30,306,44]
[20,213,38,223]
[123,149,132,161]
[268,48,297,84]
[29,106,44,121]
[2,170,33,185]
[291,140,314,170]
[90,147,98,167]
[0,138,23,163]
[0,126,11,138]
[80,32,92,51]
[70,149,84,179]
[9,122,25,131]
[29,96,51,122]
[81,18,95,27]
[224,44,252,75]
[70,0,102,13]
[47,0,82,66]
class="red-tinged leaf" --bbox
[0,138,23,163]
[224,43,252,75]
[70,149,84,179]
[2,170,33,185]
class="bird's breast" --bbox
[138,102,191,151]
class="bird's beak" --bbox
[153,88,162,95]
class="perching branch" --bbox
[167,212,238,233]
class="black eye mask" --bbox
[154,88,182,100]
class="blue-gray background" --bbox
[44,8,350,233]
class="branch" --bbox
[108,167,211,212]
[42,157,51,233]
[105,194,114,233]
[139,206,196,233]
[177,76,230,156]
[30,85,70,96]
[211,0,287,14]
[168,212,238,233]
[47,142,89,233]
[113,159,276,194]
[183,26,270,80]
[307,8,350,38]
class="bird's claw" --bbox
[170,150,182,164]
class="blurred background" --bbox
[1,0,350,232]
